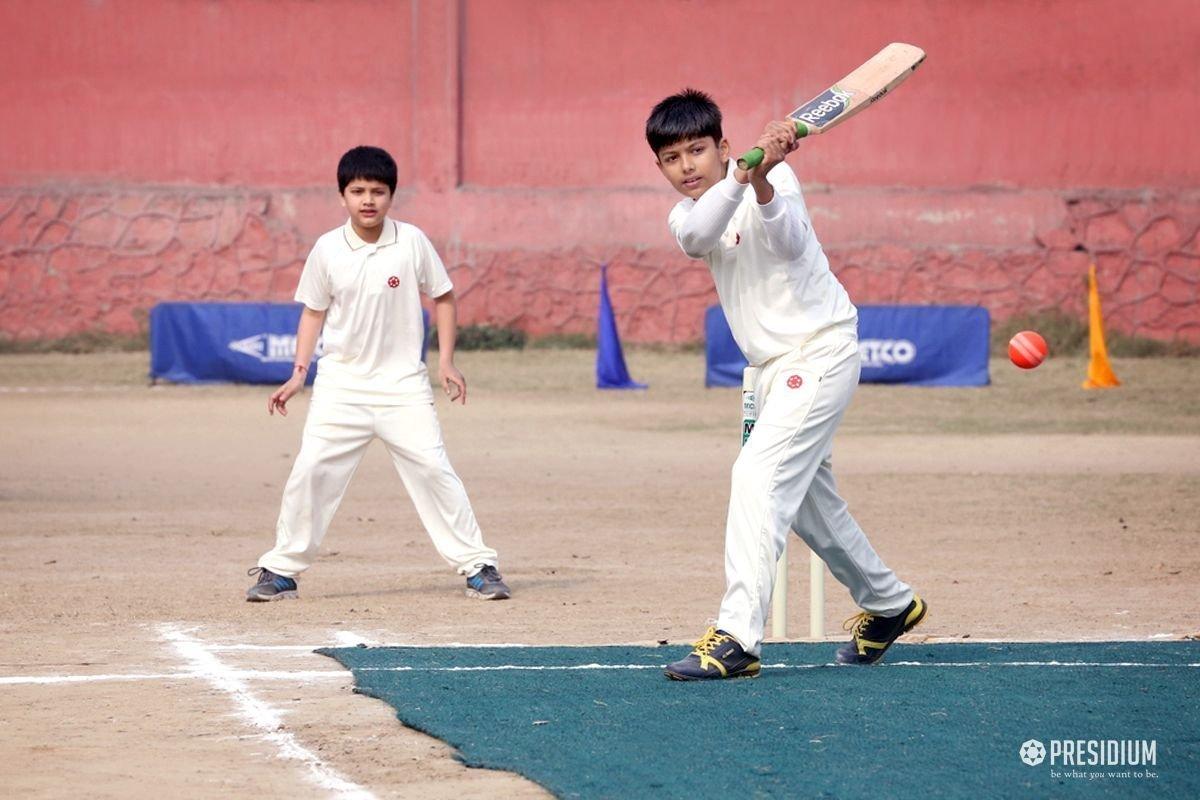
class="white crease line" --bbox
[206,641,536,652]
[214,636,1198,651]
[206,641,539,651]
[1,672,182,685]
[6,660,1195,686]
[356,664,662,672]
[908,636,1197,644]
[213,643,653,652]
[206,630,381,652]
[332,631,381,648]
[360,641,536,648]
[8,660,1198,687]
[348,661,1200,673]
[208,644,321,652]
[159,624,375,800]
[0,670,347,686]
[878,661,1200,669]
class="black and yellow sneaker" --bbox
[664,627,761,681]
[836,595,927,665]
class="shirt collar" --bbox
[343,218,399,251]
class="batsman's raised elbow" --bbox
[677,237,714,259]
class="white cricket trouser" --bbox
[258,398,498,578]
[717,334,913,654]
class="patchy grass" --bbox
[627,340,705,355]
[529,332,597,350]
[430,324,528,351]
[992,309,1199,358]
[6,310,1193,361]
[0,330,149,355]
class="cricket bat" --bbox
[736,42,926,170]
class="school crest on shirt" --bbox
[787,374,803,389]
[387,276,400,288]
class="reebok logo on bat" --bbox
[796,87,854,127]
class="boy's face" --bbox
[655,136,730,200]
[340,178,393,231]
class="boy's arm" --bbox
[673,175,747,258]
[672,120,801,259]
[756,180,808,261]
[748,121,807,261]
[433,290,467,405]
[268,306,325,416]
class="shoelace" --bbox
[477,565,508,584]
[843,611,876,639]
[247,566,280,584]
[691,627,729,654]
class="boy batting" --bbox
[646,90,925,680]
[246,146,510,603]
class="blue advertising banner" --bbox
[856,305,990,386]
[705,304,990,387]
[150,302,428,384]
[704,305,749,388]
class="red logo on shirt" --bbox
[387,276,400,288]
[787,374,803,389]
[734,233,741,245]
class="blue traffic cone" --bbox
[596,265,647,390]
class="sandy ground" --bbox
[1,349,1198,798]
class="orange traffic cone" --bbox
[1082,263,1121,389]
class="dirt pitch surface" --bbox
[2,350,1198,798]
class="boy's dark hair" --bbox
[645,88,723,154]
[337,146,398,193]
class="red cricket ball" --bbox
[1009,330,1048,369]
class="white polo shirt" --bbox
[668,162,857,365]
[294,218,452,405]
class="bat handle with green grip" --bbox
[735,120,809,170]
[736,148,766,171]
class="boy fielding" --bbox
[646,90,925,680]
[246,146,510,603]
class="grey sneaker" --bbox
[465,565,511,600]
[245,567,298,602]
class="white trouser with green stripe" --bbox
[718,333,913,656]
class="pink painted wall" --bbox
[2,0,1197,343]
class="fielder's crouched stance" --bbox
[646,91,924,679]
[246,146,509,603]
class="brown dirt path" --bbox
[1,351,1197,797]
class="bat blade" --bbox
[736,42,925,169]
[787,42,925,137]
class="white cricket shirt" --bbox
[668,162,857,365]
[294,218,452,405]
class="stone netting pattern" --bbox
[0,190,1196,344]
